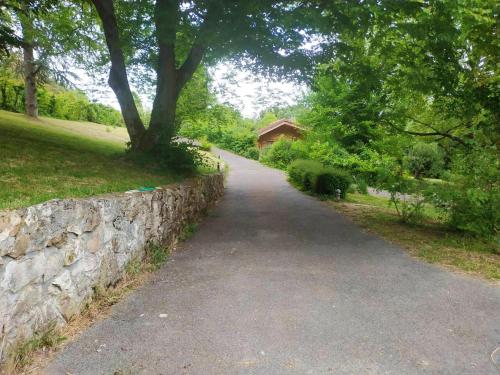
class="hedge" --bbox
[288,159,351,197]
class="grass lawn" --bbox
[330,192,500,281]
[0,110,183,210]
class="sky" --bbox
[80,61,307,119]
[209,62,307,118]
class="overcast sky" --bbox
[79,61,307,119]
[209,62,307,118]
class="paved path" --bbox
[45,150,500,375]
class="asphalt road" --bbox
[44,149,500,375]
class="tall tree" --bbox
[2,0,97,117]
[18,2,38,116]
[90,0,322,152]
[1,0,54,116]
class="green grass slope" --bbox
[0,110,179,210]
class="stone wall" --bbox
[0,173,224,361]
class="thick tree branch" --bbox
[91,0,146,147]
[407,115,443,133]
[176,43,206,96]
[382,118,468,146]
[175,6,217,96]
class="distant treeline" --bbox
[0,78,124,127]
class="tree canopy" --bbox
[90,0,324,152]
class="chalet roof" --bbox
[258,119,304,137]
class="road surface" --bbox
[45,149,500,375]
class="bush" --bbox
[260,138,305,170]
[353,176,368,194]
[404,142,444,179]
[241,146,259,160]
[375,160,425,223]
[426,148,499,237]
[315,168,352,197]
[198,136,212,151]
[288,159,351,197]
[217,130,259,160]
[288,159,323,191]
[127,141,205,174]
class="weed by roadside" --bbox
[144,243,171,270]
[179,223,197,242]
[4,323,65,374]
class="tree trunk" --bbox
[144,45,177,147]
[22,42,38,117]
[91,0,146,149]
[19,10,38,118]
[92,0,207,152]
[0,81,7,109]
[137,0,179,150]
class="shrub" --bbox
[198,136,212,151]
[426,148,499,237]
[404,142,444,179]
[260,138,305,170]
[241,146,259,160]
[127,141,204,174]
[288,159,351,197]
[353,176,368,194]
[315,168,352,197]
[288,159,323,191]
[157,142,205,173]
[216,130,259,160]
[375,160,424,223]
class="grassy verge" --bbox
[331,193,500,281]
[0,111,184,210]
[3,324,66,374]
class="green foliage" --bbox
[257,105,309,125]
[353,176,368,195]
[288,159,351,197]
[404,142,444,179]
[179,223,198,242]
[375,161,424,224]
[7,323,65,371]
[145,244,170,271]
[176,67,212,128]
[0,71,123,126]
[288,159,323,191]
[179,103,259,160]
[126,141,205,175]
[218,131,259,160]
[292,0,498,239]
[315,168,351,197]
[259,137,306,170]
[426,148,499,237]
[256,112,278,130]
[198,136,212,151]
[316,0,499,153]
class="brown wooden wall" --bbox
[257,127,302,149]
